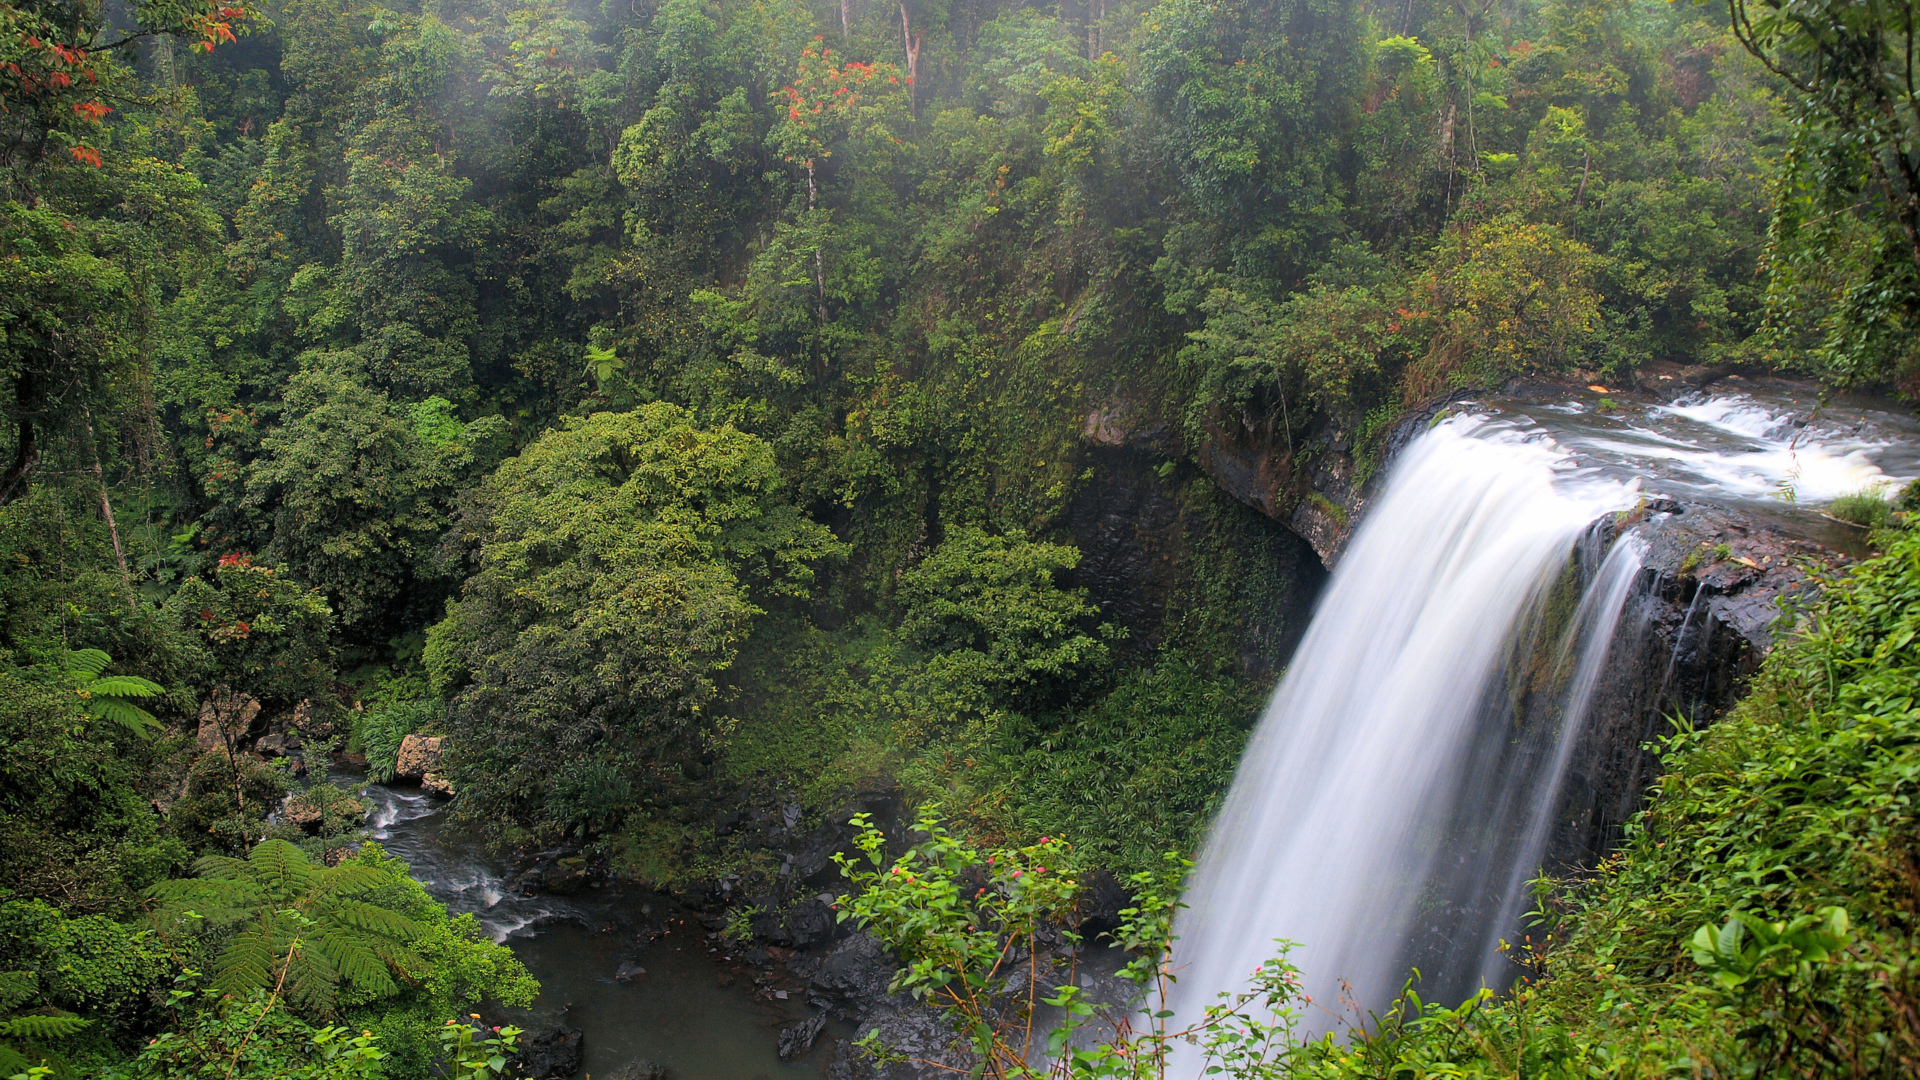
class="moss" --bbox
[1307,490,1349,527]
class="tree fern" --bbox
[148,840,427,1016]
[60,648,162,738]
[0,971,87,1079]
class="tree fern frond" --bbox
[247,839,318,901]
[310,929,397,997]
[63,649,110,678]
[213,925,284,995]
[312,864,391,897]
[84,675,162,698]
[0,972,36,1012]
[369,940,429,982]
[282,948,342,1017]
[324,898,425,941]
[0,1043,32,1075]
[87,697,161,736]
[187,854,255,881]
[149,877,267,923]
[0,1014,89,1040]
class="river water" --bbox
[360,784,834,1079]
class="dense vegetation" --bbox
[5,0,1920,1073]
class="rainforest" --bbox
[5,0,1920,1076]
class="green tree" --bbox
[248,370,503,639]
[428,402,843,840]
[895,527,1117,715]
[163,555,335,715]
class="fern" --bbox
[0,1015,89,1040]
[61,649,162,738]
[148,840,427,1017]
[0,981,88,1080]
[0,972,33,1012]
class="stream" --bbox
[359,783,842,1080]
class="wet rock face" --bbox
[1063,442,1327,677]
[1547,502,1839,867]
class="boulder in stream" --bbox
[507,1024,582,1079]
[778,1014,828,1059]
[607,1061,667,1080]
[394,734,443,779]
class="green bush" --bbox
[1828,486,1895,529]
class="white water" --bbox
[1166,417,1647,1050]
[360,783,572,942]
[1513,389,1916,509]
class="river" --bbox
[359,783,842,1079]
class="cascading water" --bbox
[1165,417,1650,1049]
[359,783,572,942]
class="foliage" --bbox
[836,810,1310,1078]
[163,556,336,715]
[0,669,189,914]
[146,840,428,1017]
[58,648,162,738]
[1828,485,1896,529]
[436,1017,523,1079]
[144,841,536,1076]
[355,698,439,785]
[1731,0,1920,390]
[895,527,1119,713]
[247,373,504,641]
[428,402,843,841]
[104,988,386,1080]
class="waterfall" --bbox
[1166,417,1648,1050]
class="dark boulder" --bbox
[809,933,895,1009]
[508,1024,583,1079]
[778,1014,828,1059]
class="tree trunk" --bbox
[810,164,826,326]
[841,0,851,37]
[82,406,134,605]
[900,3,919,117]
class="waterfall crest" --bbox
[1167,418,1647,1046]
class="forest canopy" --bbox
[2,0,1917,1074]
